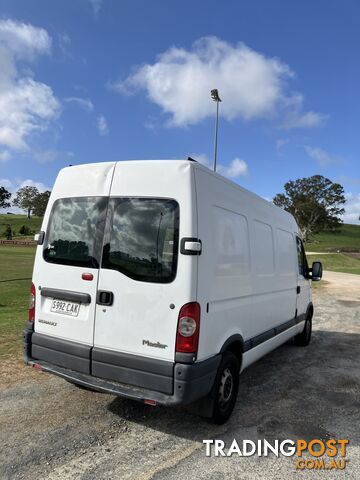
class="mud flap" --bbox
[185,385,216,418]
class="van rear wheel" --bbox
[210,351,240,424]
[294,315,312,346]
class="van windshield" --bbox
[43,197,107,268]
[102,198,179,283]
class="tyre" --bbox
[210,351,240,424]
[294,315,312,346]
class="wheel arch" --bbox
[219,334,244,370]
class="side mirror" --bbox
[310,261,323,281]
[34,231,45,245]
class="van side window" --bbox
[43,197,107,268]
[102,198,179,283]
[296,237,308,277]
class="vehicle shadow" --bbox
[107,330,360,445]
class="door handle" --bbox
[297,286,301,294]
[97,290,114,306]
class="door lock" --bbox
[97,290,114,306]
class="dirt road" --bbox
[1,271,359,479]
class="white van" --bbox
[24,159,322,423]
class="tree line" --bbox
[0,175,347,242]
[0,186,51,218]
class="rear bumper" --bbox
[23,328,220,406]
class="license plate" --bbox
[50,299,80,317]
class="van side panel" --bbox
[194,167,299,363]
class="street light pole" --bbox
[211,89,222,172]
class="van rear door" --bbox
[93,197,180,364]
[92,161,196,369]
[32,163,115,347]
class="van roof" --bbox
[60,159,297,230]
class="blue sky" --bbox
[0,0,359,222]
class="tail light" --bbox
[29,282,36,322]
[175,302,201,354]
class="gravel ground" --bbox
[1,271,359,479]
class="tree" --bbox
[3,225,12,240]
[0,186,11,209]
[33,190,51,217]
[13,186,39,219]
[19,225,31,235]
[273,175,346,242]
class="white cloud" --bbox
[114,37,325,129]
[88,0,103,17]
[0,79,60,150]
[276,138,290,149]
[33,149,74,164]
[283,111,327,129]
[0,177,51,192]
[0,19,60,152]
[97,115,109,136]
[190,153,248,178]
[337,176,360,187]
[342,193,360,224]
[0,150,11,162]
[144,115,160,132]
[64,96,94,111]
[58,32,72,58]
[0,19,51,61]
[281,93,328,129]
[18,178,50,191]
[0,178,12,189]
[218,157,248,177]
[305,146,344,166]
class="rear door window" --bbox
[43,197,108,268]
[102,198,179,283]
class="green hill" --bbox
[307,253,360,275]
[0,214,43,239]
[306,224,360,252]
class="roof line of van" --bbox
[190,160,296,223]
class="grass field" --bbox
[0,214,42,239]
[0,246,36,358]
[307,253,360,275]
[306,224,360,252]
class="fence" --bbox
[0,240,36,247]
